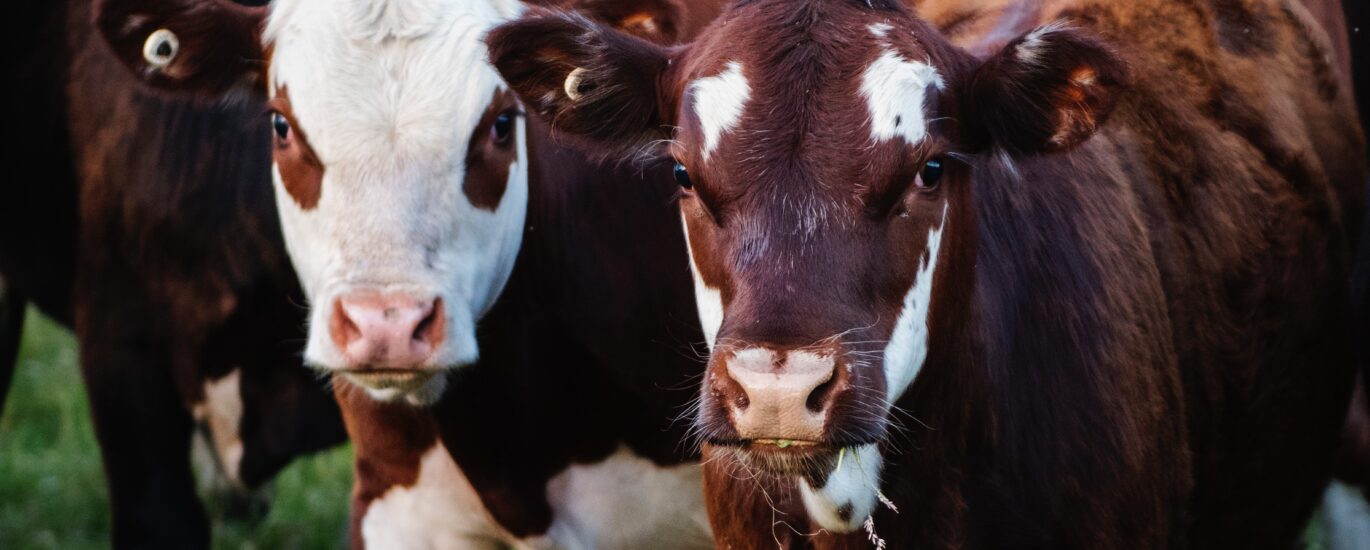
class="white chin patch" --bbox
[860,46,944,144]
[883,202,948,402]
[798,444,884,533]
[689,61,751,162]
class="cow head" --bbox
[490,0,1124,531]
[96,0,701,405]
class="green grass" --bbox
[0,308,353,550]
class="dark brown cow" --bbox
[491,0,1367,547]
[94,0,724,546]
[1,1,347,547]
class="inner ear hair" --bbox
[487,9,676,159]
[963,24,1128,156]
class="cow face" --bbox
[96,0,698,406]
[260,1,531,405]
[491,0,1123,531]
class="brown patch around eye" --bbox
[463,90,518,211]
[270,85,324,210]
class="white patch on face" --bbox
[689,61,750,161]
[190,368,245,483]
[798,443,883,533]
[681,213,724,349]
[544,446,712,549]
[868,22,892,38]
[265,0,530,396]
[860,47,944,144]
[883,202,948,402]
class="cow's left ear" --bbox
[959,24,1127,155]
[487,9,679,158]
[95,0,267,100]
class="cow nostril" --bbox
[413,298,444,345]
[330,299,362,348]
[805,368,840,413]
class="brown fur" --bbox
[269,86,324,211]
[94,0,728,544]
[491,0,1367,547]
[0,1,348,547]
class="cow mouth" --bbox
[339,368,438,392]
[712,438,846,476]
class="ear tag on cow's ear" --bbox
[563,67,588,100]
[142,29,180,70]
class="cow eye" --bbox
[673,163,693,190]
[271,112,291,142]
[492,112,514,145]
[916,157,944,189]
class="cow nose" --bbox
[721,348,839,441]
[330,293,445,369]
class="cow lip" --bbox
[339,368,437,390]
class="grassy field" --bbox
[0,308,354,550]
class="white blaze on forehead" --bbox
[860,47,944,144]
[689,61,751,161]
[798,443,883,533]
[884,202,948,402]
[682,214,724,350]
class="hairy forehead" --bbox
[680,5,943,165]
[264,0,513,164]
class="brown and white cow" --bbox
[95,0,723,547]
[1,1,348,547]
[490,0,1367,546]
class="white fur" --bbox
[681,213,724,349]
[544,446,712,550]
[190,368,244,482]
[798,443,883,533]
[860,48,944,145]
[1015,23,1067,66]
[1321,481,1370,550]
[689,61,751,161]
[867,22,892,39]
[265,0,529,403]
[360,444,710,549]
[883,202,948,402]
[361,444,520,549]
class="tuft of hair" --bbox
[486,8,674,158]
[961,23,1127,156]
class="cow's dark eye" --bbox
[673,163,692,190]
[917,157,944,189]
[492,112,514,145]
[271,112,291,141]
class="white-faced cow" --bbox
[490,0,1367,546]
[95,0,724,547]
[1,2,348,548]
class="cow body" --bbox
[491,0,1367,547]
[2,1,347,547]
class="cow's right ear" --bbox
[95,0,267,99]
[487,10,678,157]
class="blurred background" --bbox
[0,307,352,550]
